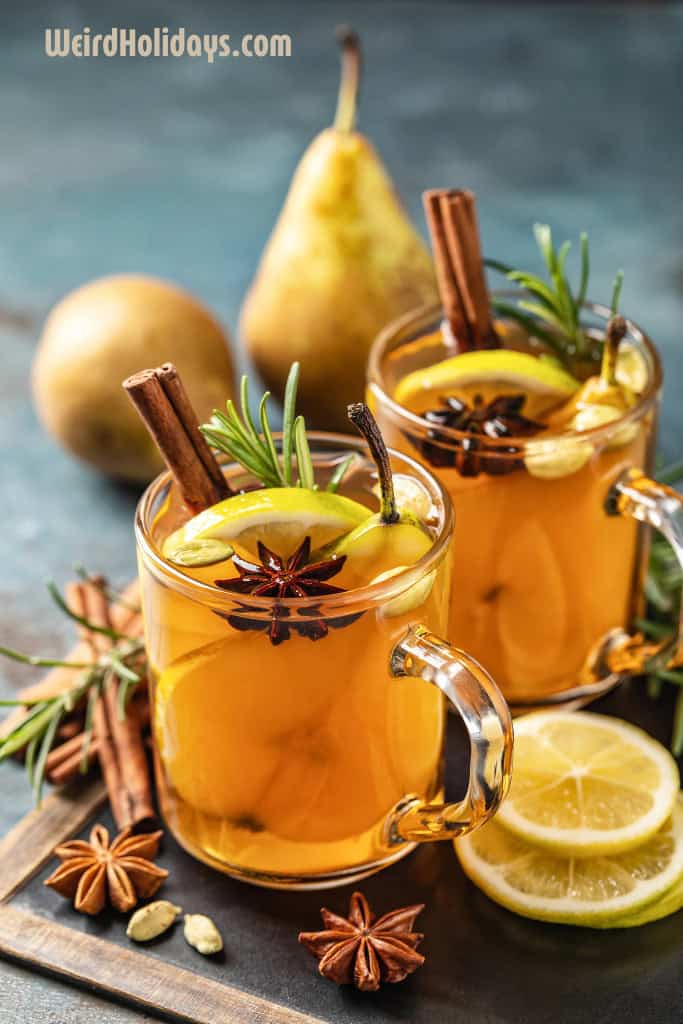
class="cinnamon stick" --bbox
[123,364,230,510]
[45,700,150,787]
[423,188,498,352]
[67,579,155,830]
[423,191,468,345]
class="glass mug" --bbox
[135,434,513,889]
[368,299,683,708]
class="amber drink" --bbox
[369,302,662,706]
[135,433,512,888]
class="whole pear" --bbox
[32,274,235,482]
[240,29,437,431]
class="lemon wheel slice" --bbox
[592,835,683,928]
[163,487,371,560]
[456,797,683,927]
[497,712,679,857]
[394,350,579,419]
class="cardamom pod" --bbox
[126,900,182,942]
[184,913,223,955]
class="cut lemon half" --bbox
[456,797,683,927]
[394,350,580,419]
[163,487,371,561]
[497,712,679,857]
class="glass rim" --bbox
[134,431,454,616]
[367,295,662,453]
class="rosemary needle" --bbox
[201,363,354,495]
[487,226,624,370]
[0,578,146,803]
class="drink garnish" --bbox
[394,349,579,415]
[321,404,433,578]
[395,351,580,475]
[524,315,637,475]
[347,402,398,523]
[487,224,624,372]
[423,188,498,351]
[215,536,355,645]
[560,315,635,425]
[417,393,546,476]
[540,284,638,445]
[298,890,425,991]
[199,362,353,493]
[165,538,234,568]
[428,393,545,438]
[162,487,370,562]
[124,363,231,510]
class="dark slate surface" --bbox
[10,686,683,1024]
[0,1,682,1020]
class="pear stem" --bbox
[347,403,398,525]
[601,315,627,389]
[333,27,361,133]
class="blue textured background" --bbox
[0,3,681,1018]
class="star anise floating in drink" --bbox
[44,824,168,915]
[299,890,426,991]
[215,536,359,644]
[414,393,546,477]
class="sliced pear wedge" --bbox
[372,473,435,523]
[371,566,437,617]
[319,513,433,584]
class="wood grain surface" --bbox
[0,780,325,1023]
[0,906,325,1024]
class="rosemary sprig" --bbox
[487,225,624,368]
[0,580,145,802]
[47,580,126,642]
[200,362,354,494]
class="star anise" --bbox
[298,890,425,992]
[412,392,546,477]
[215,536,358,645]
[44,823,168,915]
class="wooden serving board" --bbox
[1,684,682,1024]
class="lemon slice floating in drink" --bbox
[394,350,580,419]
[496,712,679,857]
[456,797,683,927]
[163,487,371,562]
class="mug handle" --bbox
[387,625,513,844]
[603,468,683,673]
